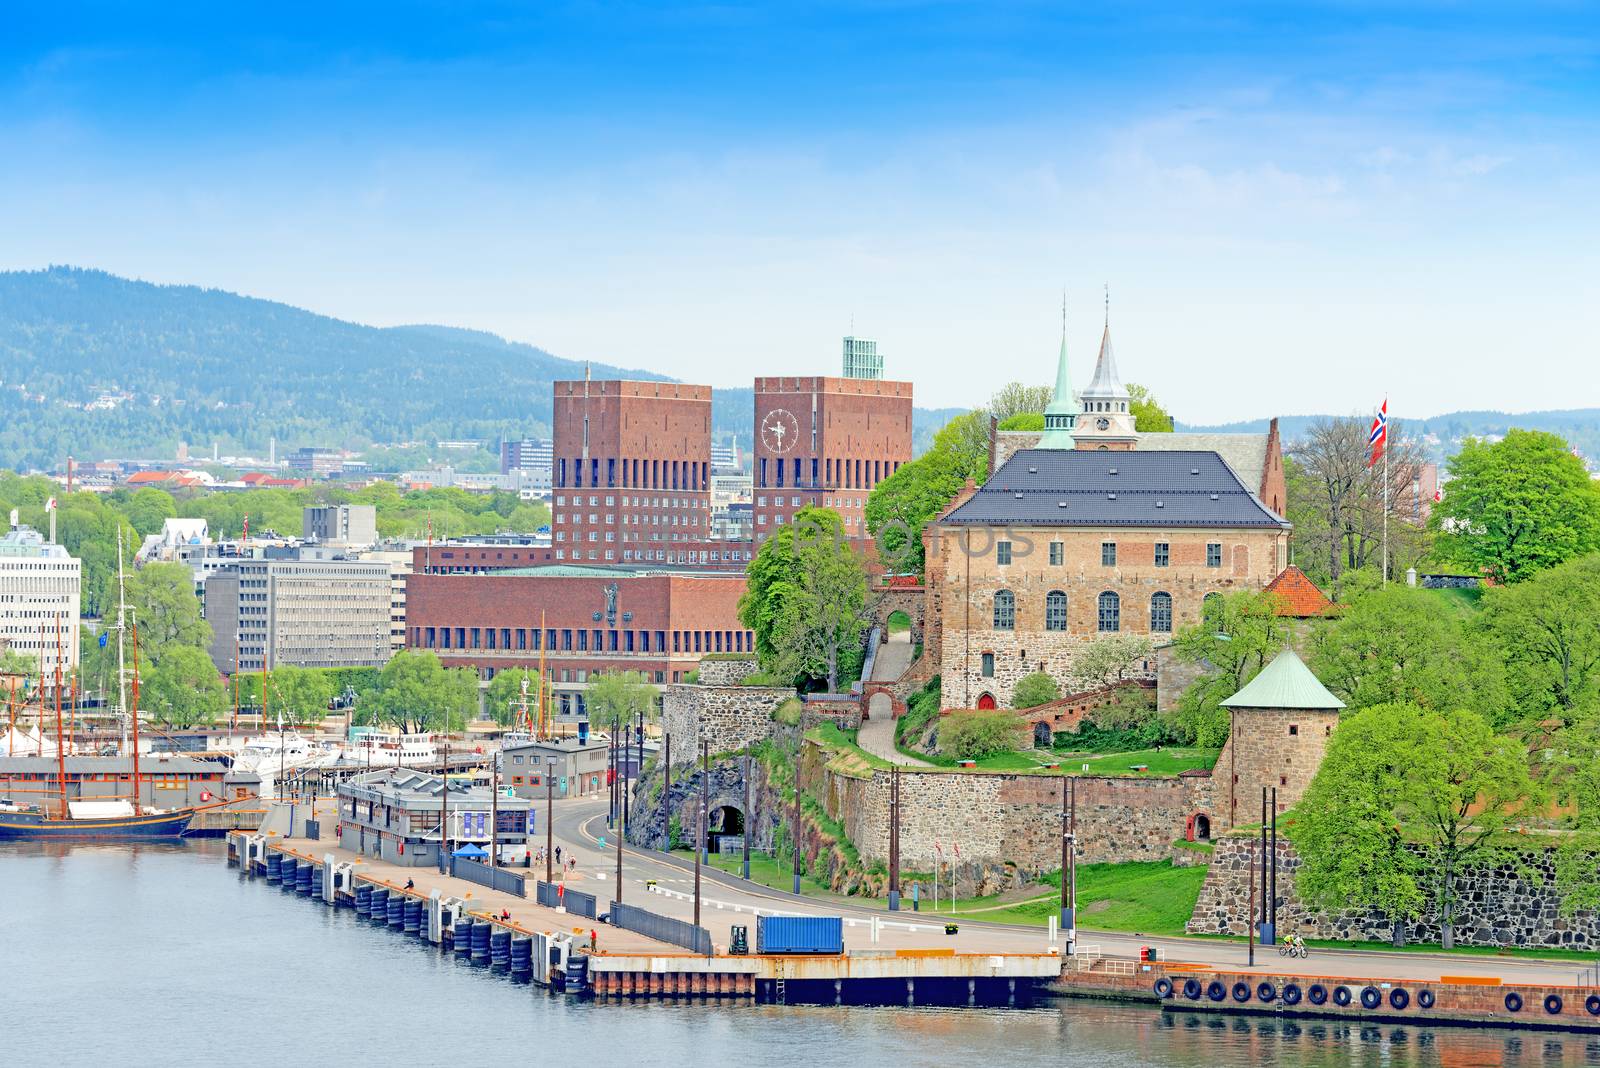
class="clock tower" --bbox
[1073,322,1138,450]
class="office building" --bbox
[206,549,393,673]
[0,516,82,678]
[303,504,378,549]
[841,335,883,380]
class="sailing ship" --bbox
[0,536,196,839]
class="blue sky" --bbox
[3,3,1597,418]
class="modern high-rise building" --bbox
[551,379,713,564]
[841,336,882,380]
[751,375,913,541]
[206,549,393,673]
[0,515,81,679]
[500,437,554,476]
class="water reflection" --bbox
[1,842,1596,1068]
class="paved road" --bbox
[550,798,1590,985]
[858,631,929,766]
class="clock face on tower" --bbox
[1096,417,1111,431]
[761,408,800,454]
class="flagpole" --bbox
[1382,424,1390,586]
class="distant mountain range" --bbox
[1181,411,1600,467]
[0,267,964,471]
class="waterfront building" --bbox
[502,737,609,799]
[928,321,1291,709]
[551,378,713,564]
[0,516,81,678]
[335,768,533,867]
[752,375,912,541]
[0,754,226,810]
[405,563,751,719]
[205,548,393,673]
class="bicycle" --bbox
[1278,935,1309,959]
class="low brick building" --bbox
[405,563,752,721]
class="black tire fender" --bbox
[1232,981,1251,1002]
[1360,986,1382,1010]
[1308,984,1329,1006]
[1183,978,1203,1000]
[1153,978,1174,999]
[1207,980,1227,1002]
[1389,988,1409,1010]
[1256,982,1276,1003]
[1417,989,1435,1009]
[1332,986,1352,1007]
[1282,983,1302,1006]
[1504,991,1523,1013]
[1544,994,1563,1015]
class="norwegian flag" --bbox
[1367,399,1388,468]
[44,497,56,512]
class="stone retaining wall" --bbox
[1187,834,1600,949]
[695,656,762,686]
[660,682,792,765]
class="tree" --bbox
[997,413,1044,431]
[1171,591,1291,746]
[1308,585,1508,722]
[1073,633,1155,688]
[122,487,178,537]
[0,647,39,678]
[485,667,542,727]
[1553,715,1600,913]
[267,665,337,725]
[1012,672,1060,709]
[740,507,869,693]
[126,562,212,664]
[363,651,476,734]
[1482,554,1600,723]
[864,412,990,574]
[1435,429,1600,584]
[938,709,1024,760]
[1288,416,1428,595]
[142,645,227,728]
[584,670,656,735]
[1294,702,1537,949]
[1127,384,1174,432]
[987,382,1050,423]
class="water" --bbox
[3,842,1598,1067]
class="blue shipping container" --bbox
[757,915,844,955]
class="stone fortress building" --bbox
[926,316,1292,709]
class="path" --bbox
[858,630,929,765]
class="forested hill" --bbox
[0,267,661,470]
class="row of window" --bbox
[997,541,1224,568]
[413,626,752,655]
[557,457,709,491]
[757,457,900,490]
[992,590,1174,633]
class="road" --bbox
[547,798,1591,985]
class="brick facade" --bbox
[752,376,912,543]
[552,379,713,565]
[932,524,1288,709]
[404,567,751,719]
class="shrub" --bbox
[938,709,1024,760]
[1012,672,1060,709]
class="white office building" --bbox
[0,514,82,678]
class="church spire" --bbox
[1037,291,1077,449]
[1072,284,1137,448]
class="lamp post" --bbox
[545,757,555,883]
[1060,776,1077,949]
[791,756,802,895]
[742,741,751,881]
[439,736,450,874]
[489,749,499,870]
[693,737,704,928]
[887,764,901,911]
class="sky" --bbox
[2,2,1597,419]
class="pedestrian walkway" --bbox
[859,631,931,766]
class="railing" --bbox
[536,880,597,919]
[609,901,712,955]
[451,857,527,897]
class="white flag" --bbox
[45,497,56,512]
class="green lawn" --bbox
[927,861,1208,936]
[886,610,912,634]
[668,848,837,899]
[1421,585,1483,613]
[1056,747,1221,777]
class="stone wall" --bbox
[660,682,792,765]
[1206,706,1339,832]
[868,585,925,643]
[1187,834,1600,949]
[695,655,762,686]
[1155,644,1207,713]
[802,740,1210,873]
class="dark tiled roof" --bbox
[941,449,1289,529]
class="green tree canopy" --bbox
[584,670,657,733]
[1127,384,1174,432]
[740,506,869,693]
[1012,672,1060,709]
[267,664,337,725]
[141,644,227,728]
[938,709,1025,759]
[1308,585,1508,722]
[1171,591,1291,746]
[864,412,990,574]
[362,651,477,734]
[1073,633,1156,689]
[1295,702,1537,948]
[1482,554,1600,723]
[127,562,212,665]
[988,382,1050,423]
[1435,429,1600,583]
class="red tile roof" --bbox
[1266,565,1334,617]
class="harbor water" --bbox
[3,841,1598,1067]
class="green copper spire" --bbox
[1038,294,1077,449]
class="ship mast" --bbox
[117,532,129,754]
[54,615,67,819]
[130,619,143,815]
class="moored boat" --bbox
[0,799,193,838]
